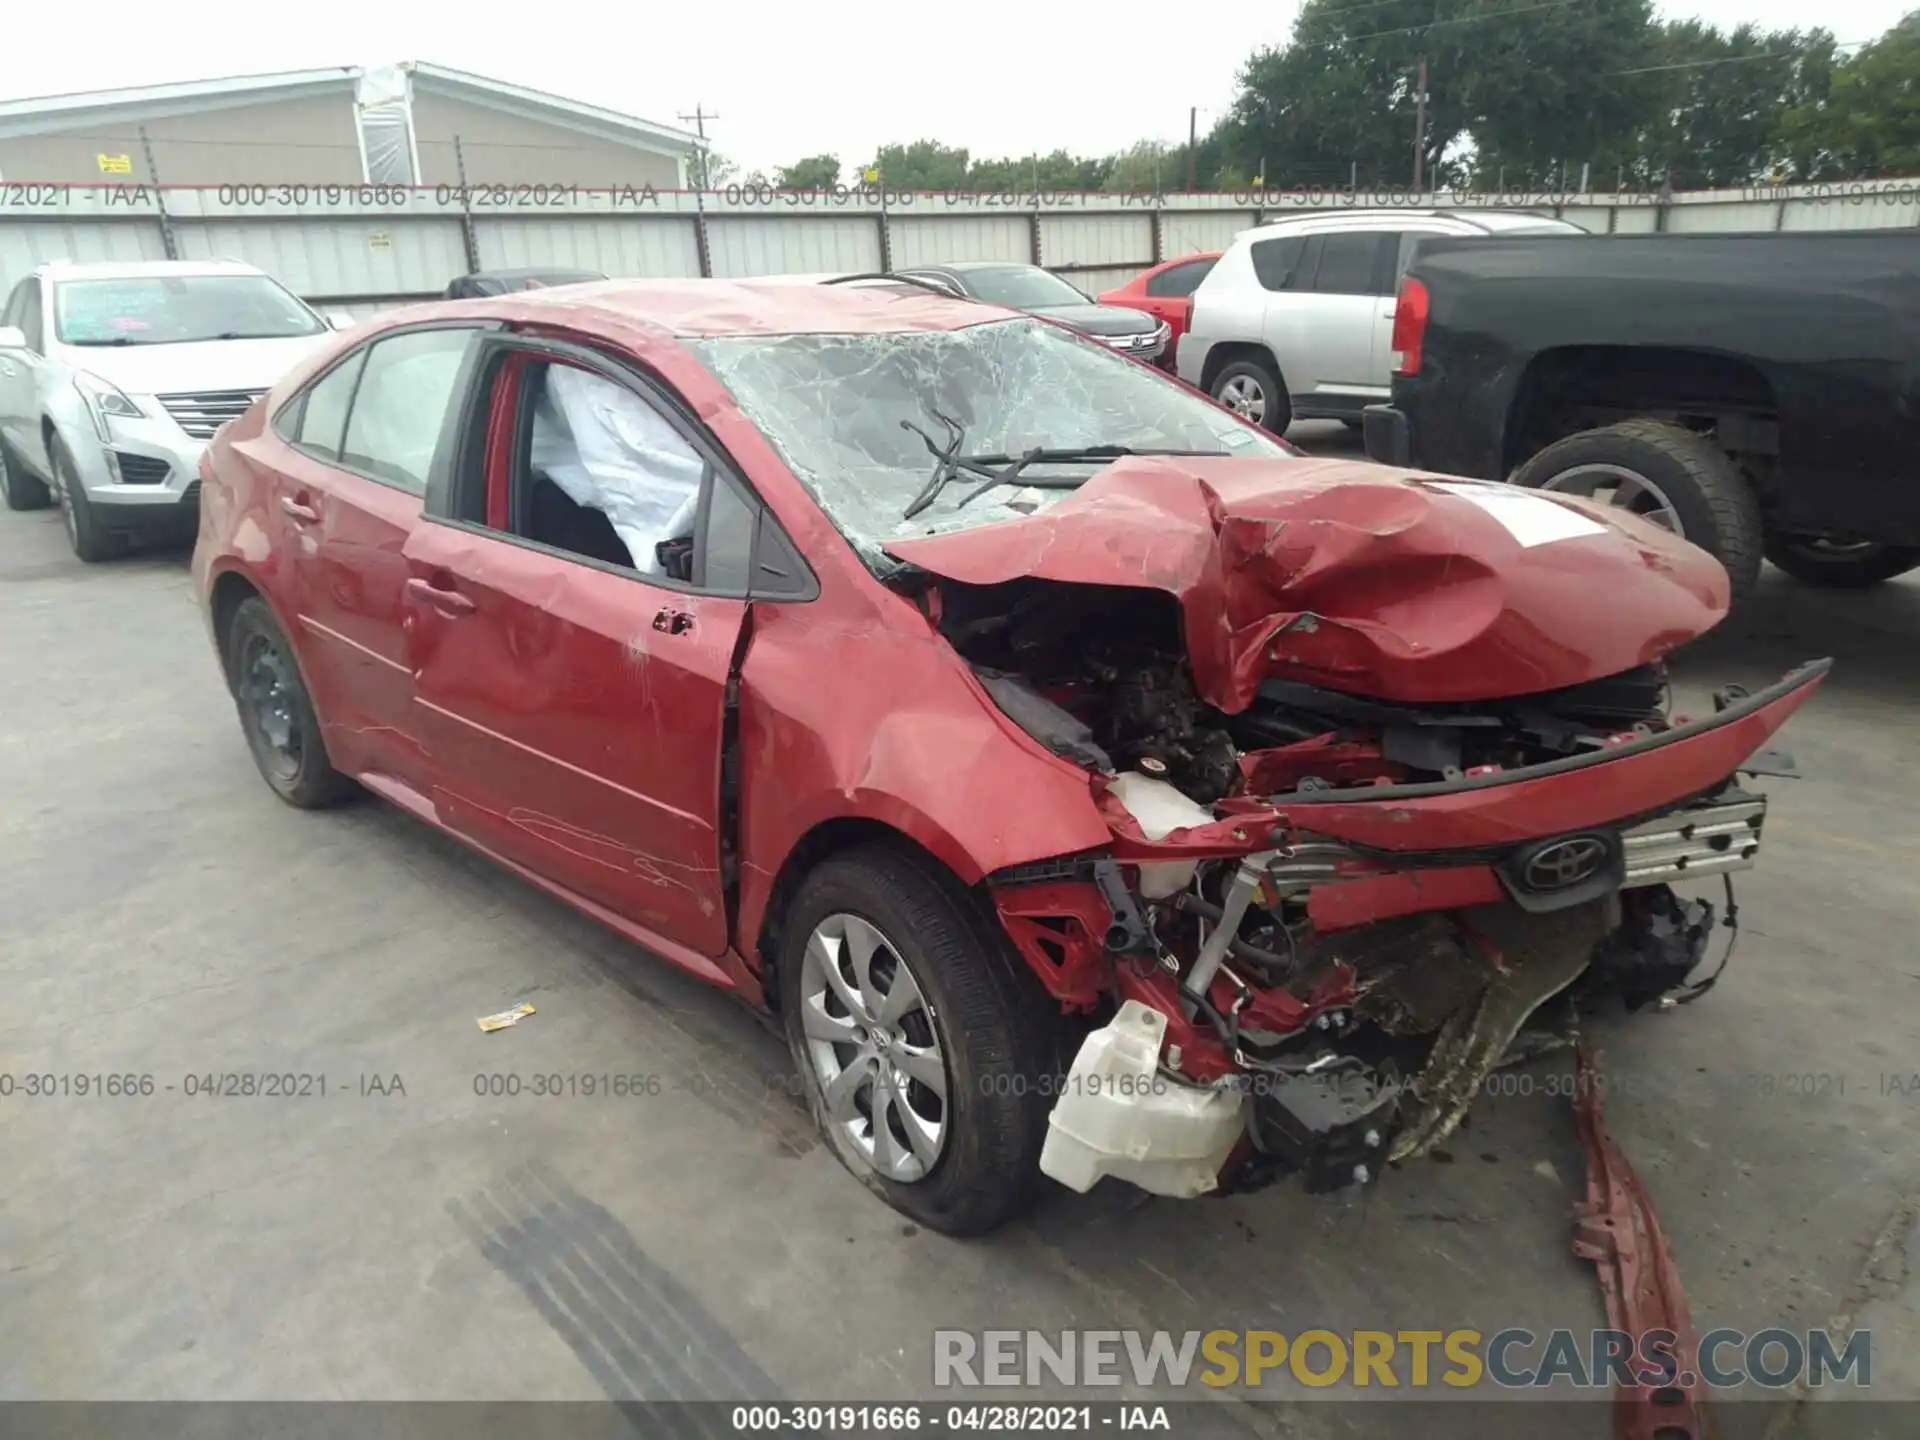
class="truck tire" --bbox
[779,843,1063,1236]
[1210,358,1292,435]
[1511,420,1763,604]
[1763,536,1920,589]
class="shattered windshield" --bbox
[685,317,1290,563]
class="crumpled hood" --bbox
[883,456,1729,707]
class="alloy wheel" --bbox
[1217,375,1267,424]
[797,911,948,1183]
[1535,463,1684,535]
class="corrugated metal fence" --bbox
[3,179,1916,319]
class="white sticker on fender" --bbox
[1428,481,1609,548]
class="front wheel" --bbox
[0,438,52,511]
[51,435,121,562]
[780,845,1061,1236]
[1763,535,1920,588]
[1510,419,1764,605]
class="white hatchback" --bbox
[1177,208,1584,433]
[0,259,344,560]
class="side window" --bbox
[283,350,367,459]
[341,329,476,494]
[518,361,708,579]
[19,284,44,352]
[700,468,760,594]
[1145,258,1216,298]
[1394,232,1426,286]
[1249,236,1308,292]
[1311,233,1392,296]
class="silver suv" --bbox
[0,259,343,560]
[1177,209,1584,433]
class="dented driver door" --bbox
[400,346,746,958]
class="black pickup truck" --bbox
[1362,232,1920,602]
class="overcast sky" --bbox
[6,0,1912,175]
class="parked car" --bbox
[443,268,608,298]
[1178,209,1584,432]
[888,262,1169,363]
[194,279,1821,1234]
[1097,251,1220,371]
[0,259,342,560]
[1363,230,1920,604]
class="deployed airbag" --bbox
[531,366,704,574]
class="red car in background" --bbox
[192,279,1822,1237]
[1098,251,1221,370]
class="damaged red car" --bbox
[192,280,1825,1235]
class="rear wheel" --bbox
[1763,535,1920,588]
[779,844,1062,1236]
[0,438,51,511]
[1210,357,1292,435]
[1510,419,1764,605]
[224,596,354,808]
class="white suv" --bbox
[1177,209,1584,433]
[0,260,343,560]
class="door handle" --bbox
[406,576,476,616]
[279,495,320,524]
[0,360,14,377]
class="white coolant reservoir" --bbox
[1039,1001,1247,1199]
[1106,771,1215,898]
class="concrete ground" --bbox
[2,425,1916,1435]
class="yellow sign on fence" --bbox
[97,154,133,175]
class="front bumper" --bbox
[66,412,206,518]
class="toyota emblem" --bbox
[1523,836,1610,890]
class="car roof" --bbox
[440,276,1014,337]
[37,259,269,281]
[1253,208,1580,235]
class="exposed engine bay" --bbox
[918,575,1812,1200]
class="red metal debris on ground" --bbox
[1571,1042,1711,1440]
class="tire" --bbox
[779,844,1063,1236]
[1510,419,1764,605]
[1763,535,1920,589]
[0,437,52,511]
[49,433,121,563]
[223,596,354,808]
[1210,357,1292,435]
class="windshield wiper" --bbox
[899,418,1225,519]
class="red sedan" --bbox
[193,280,1821,1235]
[1098,251,1221,370]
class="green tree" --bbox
[1621,23,1836,188]
[1102,140,1172,192]
[867,140,971,189]
[689,148,738,189]
[1784,14,1920,178]
[774,154,842,188]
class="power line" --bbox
[1608,36,1875,74]
[1301,0,1584,47]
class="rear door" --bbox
[401,335,809,958]
[1141,257,1218,353]
[1282,230,1398,409]
[247,322,490,789]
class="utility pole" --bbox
[678,104,718,188]
[1188,107,1199,192]
[1411,56,1428,194]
